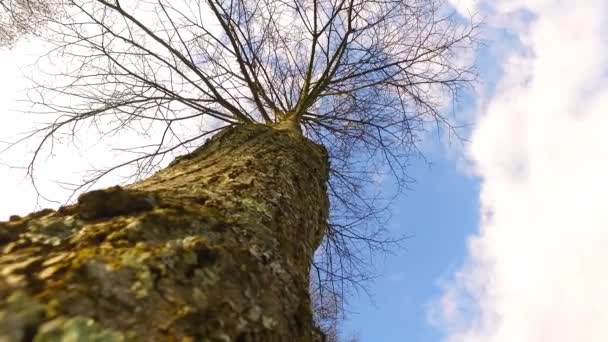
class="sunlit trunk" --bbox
[0,124,329,341]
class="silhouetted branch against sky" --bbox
[3,0,479,317]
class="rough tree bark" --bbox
[0,123,330,341]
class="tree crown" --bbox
[2,0,478,329]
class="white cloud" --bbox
[0,4,220,219]
[0,37,177,218]
[0,41,125,217]
[446,0,477,17]
[0,42,51,217]
[433,0,608,341]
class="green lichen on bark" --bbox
[0,124,329,341]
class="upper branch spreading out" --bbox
[5,0,479,321]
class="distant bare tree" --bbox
[0,0,58,46]
[1,0,477,339]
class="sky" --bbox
[343,0,608,341]
[2,0,608,341]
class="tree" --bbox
[0,0,477,340]
[0,0,57,47]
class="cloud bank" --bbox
[433,0,608,341]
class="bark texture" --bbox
[0,124,330,341]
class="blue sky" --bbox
[338,3,491,340]
[342,0,608,340]
[2,1,608,341]
[341,141,480,341]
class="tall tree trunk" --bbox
[0,124,330,341]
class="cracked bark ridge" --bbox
[0,124,330,341]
